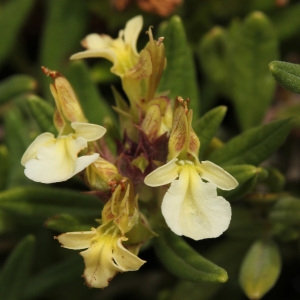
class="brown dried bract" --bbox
[275,0,289,7]
[137,0,182,16]
[111,0,132,10]
[112,0,182,16]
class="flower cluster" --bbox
[56,179,148,288]
[145,98,238,240]
[21,16,238,288]
[21,69,106,183]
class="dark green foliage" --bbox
[0,1,300,299]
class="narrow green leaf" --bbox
[239,239,281,300]
[203,238,252,275]
[219,165,268,201]
[158,16,200,118]
[194,106,227,158]
[65,60,115,125]
[197,27,229,94]
[208,118,293,166]
[196,26,230,111]
[40,0,87,98]
[171,238,251,300]
[0,0,35,66]
[0,235,35,300]
[4,107,32,188]
[0,186,102,222]
[45,213,93,232]
[0,75,36,105]
[153,228,228,283]
[269,60,300,94]
[23,255,83,300]
[26,95,56,134]
[228,12,279,130]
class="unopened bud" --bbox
[102,179,139,234]
[85,156,121,192]
[42,67,87,131]
[168,97,200,160]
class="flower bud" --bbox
[143,28,166,102]
[141,104,162,142]
[141,96,172,142]
[85,156,121,192]
[102,179,139,234]
[42,67,87,132]
[122,27,166,115]
[168,97,200,160]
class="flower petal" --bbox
[123,15,143,55]
[162,165,232,240]
[198,160,238,190]
[113,237,146,271]
[70,15,143,78]
[24,136,89,183]
[81,239,121,288]
[144,158,179,187]
[70,48,116,63]
[161,165,189,236]
[74,153,99,175]
[71,122,106,141]
[82,33,113,49]
[21,132,55,166]
[56,229,96,250]
[57,222,145,289]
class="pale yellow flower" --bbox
[71,15,143,77]
[144,157,238,240]
[21,122,106,183]
[56,222,145,288]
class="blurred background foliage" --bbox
[1,0,300,299]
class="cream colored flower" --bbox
[56,223,146,288]
[71,15,143,77]
[144,157,238,240]
[21,122,106,183]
